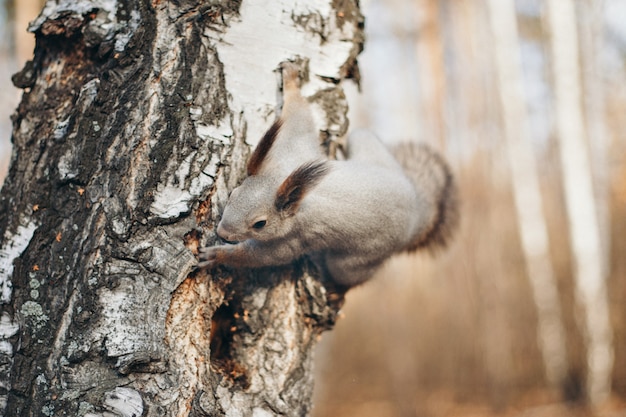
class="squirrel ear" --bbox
[275,161,329,215]
[247,119,283,176]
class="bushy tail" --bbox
[391,142,460,253]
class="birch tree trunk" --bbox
[0,1,363,416]
[578,0,610,282]
[487,0,568,391]
[415,0,447,151]
[545,0,614,405]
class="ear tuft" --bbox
[275,161,329,215]
[247,119,283,176]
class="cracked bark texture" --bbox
[0,0,363,415]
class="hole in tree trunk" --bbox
[210,301,250,389]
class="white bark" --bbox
[217,1,358,146]
[545,0,614,405]
[0,220,38,304]
[1,0,362,415]
[487,0,568,389]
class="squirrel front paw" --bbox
[197,245,226,269]
[198,243,244,269]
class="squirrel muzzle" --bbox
[216,221,239,244]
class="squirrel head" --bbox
[216,161,329,243]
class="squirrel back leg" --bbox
[346,129,403,171]
[280,62,309,121]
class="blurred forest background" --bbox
[1,0,626,416]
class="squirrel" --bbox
[197,63,459,287]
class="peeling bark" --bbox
[0,0,363,415]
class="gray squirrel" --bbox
[198,63,458,287]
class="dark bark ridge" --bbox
[0,0,362,415]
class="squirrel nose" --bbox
[216,222,237,243]
[216,222,228,239]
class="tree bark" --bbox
[0,1,363,416]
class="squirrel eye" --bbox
[252,220,267,230]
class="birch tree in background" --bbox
[12,0,43,66]
[578,0,610,278]
[545,0,614,405]
[487,0,568,391]
[0,0,363,415]
[415,0,447,151]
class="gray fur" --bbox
[198,63,458,286]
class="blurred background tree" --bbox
[2,0,626,416]
[313,0,626,416]
[0,0,42,177]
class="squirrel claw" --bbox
[198,246,217,260]
[196,260,214,269]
